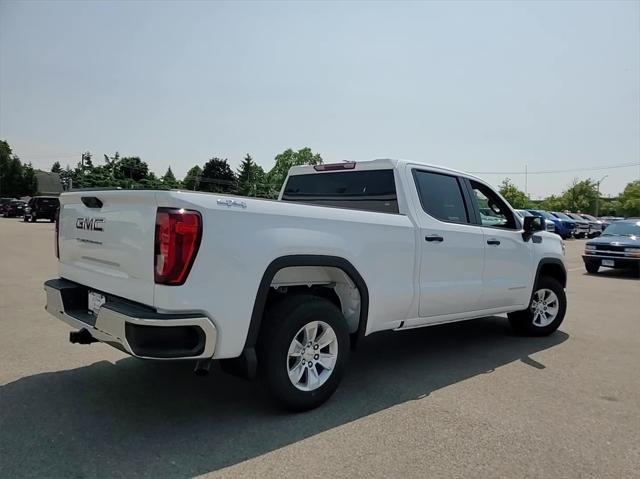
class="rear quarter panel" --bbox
[154,191,417,358]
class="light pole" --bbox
[595,175,608,217]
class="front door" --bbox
[468,180,533,309]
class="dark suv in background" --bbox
[0,197,13,215]
[23,196,60,222]
[2,200,26,217]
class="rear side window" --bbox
[282,169,399,214]
[412,170,468,223]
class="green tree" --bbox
[0,140,37,197]
[22,163,38,194]
[102,152,120,184]
[81,151,93,168]
[538,194,566,212]
[59,165,73,191]
[50,161,62,173]
[200,157,236,193]
[266,147,323,198]
[161,167,180,189]
[138,171,163,190]
[71,151,95,189]
[236,154,266,197]
[562,179,598,213]
[182,165,202,190]
[116,156,149,183]
[618,180,640,217]
[598,198,621,217]
[498,178,530,208]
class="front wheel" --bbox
[508,276,567,336]
[258,295,350,411]
[585,261,599,274]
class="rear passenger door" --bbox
[408,167,486,318]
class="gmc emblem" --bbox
[76,217,104,231]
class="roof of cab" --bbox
[287,158,484,182]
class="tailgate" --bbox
[58,190,158,306]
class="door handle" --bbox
[425,234,444,242]
[487,239,501,245]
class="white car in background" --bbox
[579,214,603,238]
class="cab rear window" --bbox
[282,169,399,214]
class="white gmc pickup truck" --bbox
[44,159,567,410]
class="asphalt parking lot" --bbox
[0,218,638,479]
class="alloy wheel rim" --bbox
[530,288,559,327]
[287,321,338,392]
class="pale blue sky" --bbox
[1,0,638,197]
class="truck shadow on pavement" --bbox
[0,317,568,478]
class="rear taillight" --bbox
[54,207,60,258]
[154,208,202,285]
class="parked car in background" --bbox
[528,210,574,239]
[549,212,584,238]
[23,196,60,222]
[600,216,624,225]
[0,197,14,215]
[583,219,640,274]
[516,209,555,233]
[597,217,612,229]
[579,214,603,238]
[2,200,26,217]
[564,213,591,238]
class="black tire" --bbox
[23,216,28,222]
[258,294,350,411]
[508,276,567,336]
[585,261,599,274]
[31,215,37,223]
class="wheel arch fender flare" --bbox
[534,257,567,289]
[243,255,370,352]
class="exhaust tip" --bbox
[194,359,212,377]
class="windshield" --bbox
[566,213,584,221]
[601,221,640,237]
[552,212,573,220]
[531,210,555,220]
[581,214,597,221]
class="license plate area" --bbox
[602,259,615,267]
[88,290,106,315]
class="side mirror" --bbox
[522,216,544,241]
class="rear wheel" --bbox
[258,294,350,411]
[508,276,566,336]
[585,261,599,274]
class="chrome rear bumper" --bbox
[44,279,217,360]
